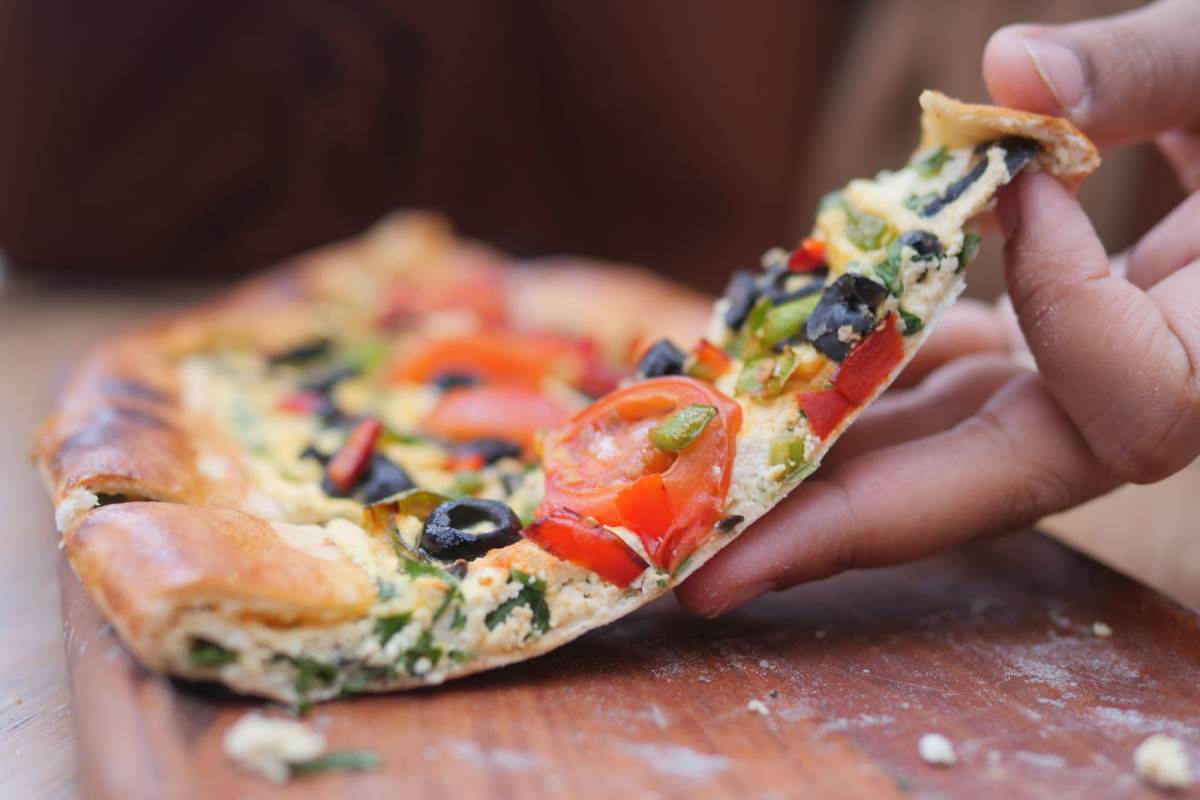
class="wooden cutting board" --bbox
[62,530,1200,799]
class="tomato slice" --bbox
[796,389,852,439]
[832,313,904,405]
[327,418,382,493]
[377,249,508,328]
[389,330,586,388]
[539,376,741,571]
[523,509,648,587]
[422,385,571,452]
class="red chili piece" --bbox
[278,391,324,414]
[796,389,853,439]
[831,313,904,405]
[787,237,827,273]
[523,509,649,588]
[327,418,383,494]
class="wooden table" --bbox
[4,279,1200,798]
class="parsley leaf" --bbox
[485,569,550,634]
[189,639,238,667]
[957,233,982,274]
[374,612,413,645]
[899,308,924,336]
[876,240,905,298]
[402,630,443,675]
[912,145,952,178]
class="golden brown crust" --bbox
[919,90,1100,187]
[65,503,376,668]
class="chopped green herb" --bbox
[95,492,129,506]
[736,351,798,399]
[912,145,952,178]
[876,240,906,298]
[745,296,773,336]
[903,192,939,212]
[844,205,892,251]
[432,585,465,624]
[447,649,470,664]
[899,308,924,336]
[957,233,982,273]
[450,605,467,630]
[189,639,238,667]
[400,557,452,581]
[759,294,821,348]
[402,630,443,675]
[291,750,381,777]
[657,576,670,588]
[375,578,399,601]
[374,612,413,646]
[649,404,718,453]
[485,569,551,634]
[293,658,337,698]
[672,555,695,577]
[452,470,483,496]
[340,339,390,373]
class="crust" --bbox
[65,503,376,670]
[919,90,1100,187]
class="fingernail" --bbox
[1021,38,1087,113]
[703,580,773,618]
[995,183,1021,238]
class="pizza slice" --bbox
[37,92,1097,705]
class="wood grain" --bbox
[62,531,1200,799]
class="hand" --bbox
[677,0,1200,616]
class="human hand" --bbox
[677,0,1200,616]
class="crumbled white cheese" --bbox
[918,733,957,767]
[1134,734,1193,789]
[55,487,99,532]
[223,712,326,783]
[1092,621,1113,638]
[746,699,770,717]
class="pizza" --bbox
[35,91,1097,707]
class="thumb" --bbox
[982,0,1200,149]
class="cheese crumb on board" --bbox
[918,733,957,767]
[746,699,771,716]
[1134,734,1193,790]
[223,712,326,783]
[1092,621,1113,638]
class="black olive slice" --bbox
[805,274,887,362]
[359,454,417,505]
[421,499,522,561]
[269,338,334,366]
[897,230,944,261]
[299,444,332,466]
[999,136,1039,177]
[921,158,988,217]
[761,266,828,305]
[301,364,360,394]
[722,271,761,329]
[455,438,522,465]
[636,338,686,379]
[431,371,479,391]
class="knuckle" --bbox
[1099,392,1200,483]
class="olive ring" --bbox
[421,499,522,561]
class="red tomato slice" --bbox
[796,389,852,440]
[389,330,586,388]
[422,385,571,452]
[539,376,742,571]
[523,509,648,587]
[327,418,382,493]
[832,313,904,404]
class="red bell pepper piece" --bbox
[446,452,485,472]
[796,389,853,439]
[690,338,734,382]
[832,313,904,405]
[523,509,648,588]
[788,237,827,273]
[327,418,383,493]
[278,390,324,414]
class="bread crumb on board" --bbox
[746,699,771,716]
[918,733,957,767]
[224,712,326,783]
[1134,734,1193,790]
[1092,621,1113,638]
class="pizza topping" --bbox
[736,351,798,399]
[649,404,719,453]
[523,509,648,587]
[269,338,334,367]
[430,371,479,392]
[485,569,550,633]
[636,338,686,379]
[805,274,887,362]
[540,376,741,571]
[390,331,584,388]
[716,514,744,532]
[787,237,827,273]
[356,454,416,505]
[722,270,761,330]
[899,308,924,336]
[768,436,811,482]
[796,389,853,439]
[911,145,952,178]
[830,314,904,405]
[422,385,571,453]
[452,437,523,466]
[843,204,893,251]
[325,418,383,495]
[999,136,1039,176]
[278,390,331,415]
[190,639,239,667]
[761,264,827,305]
[420,498,522,561]
[957,233,982,273]
[686,339,733,382]
[759,294,821,349]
